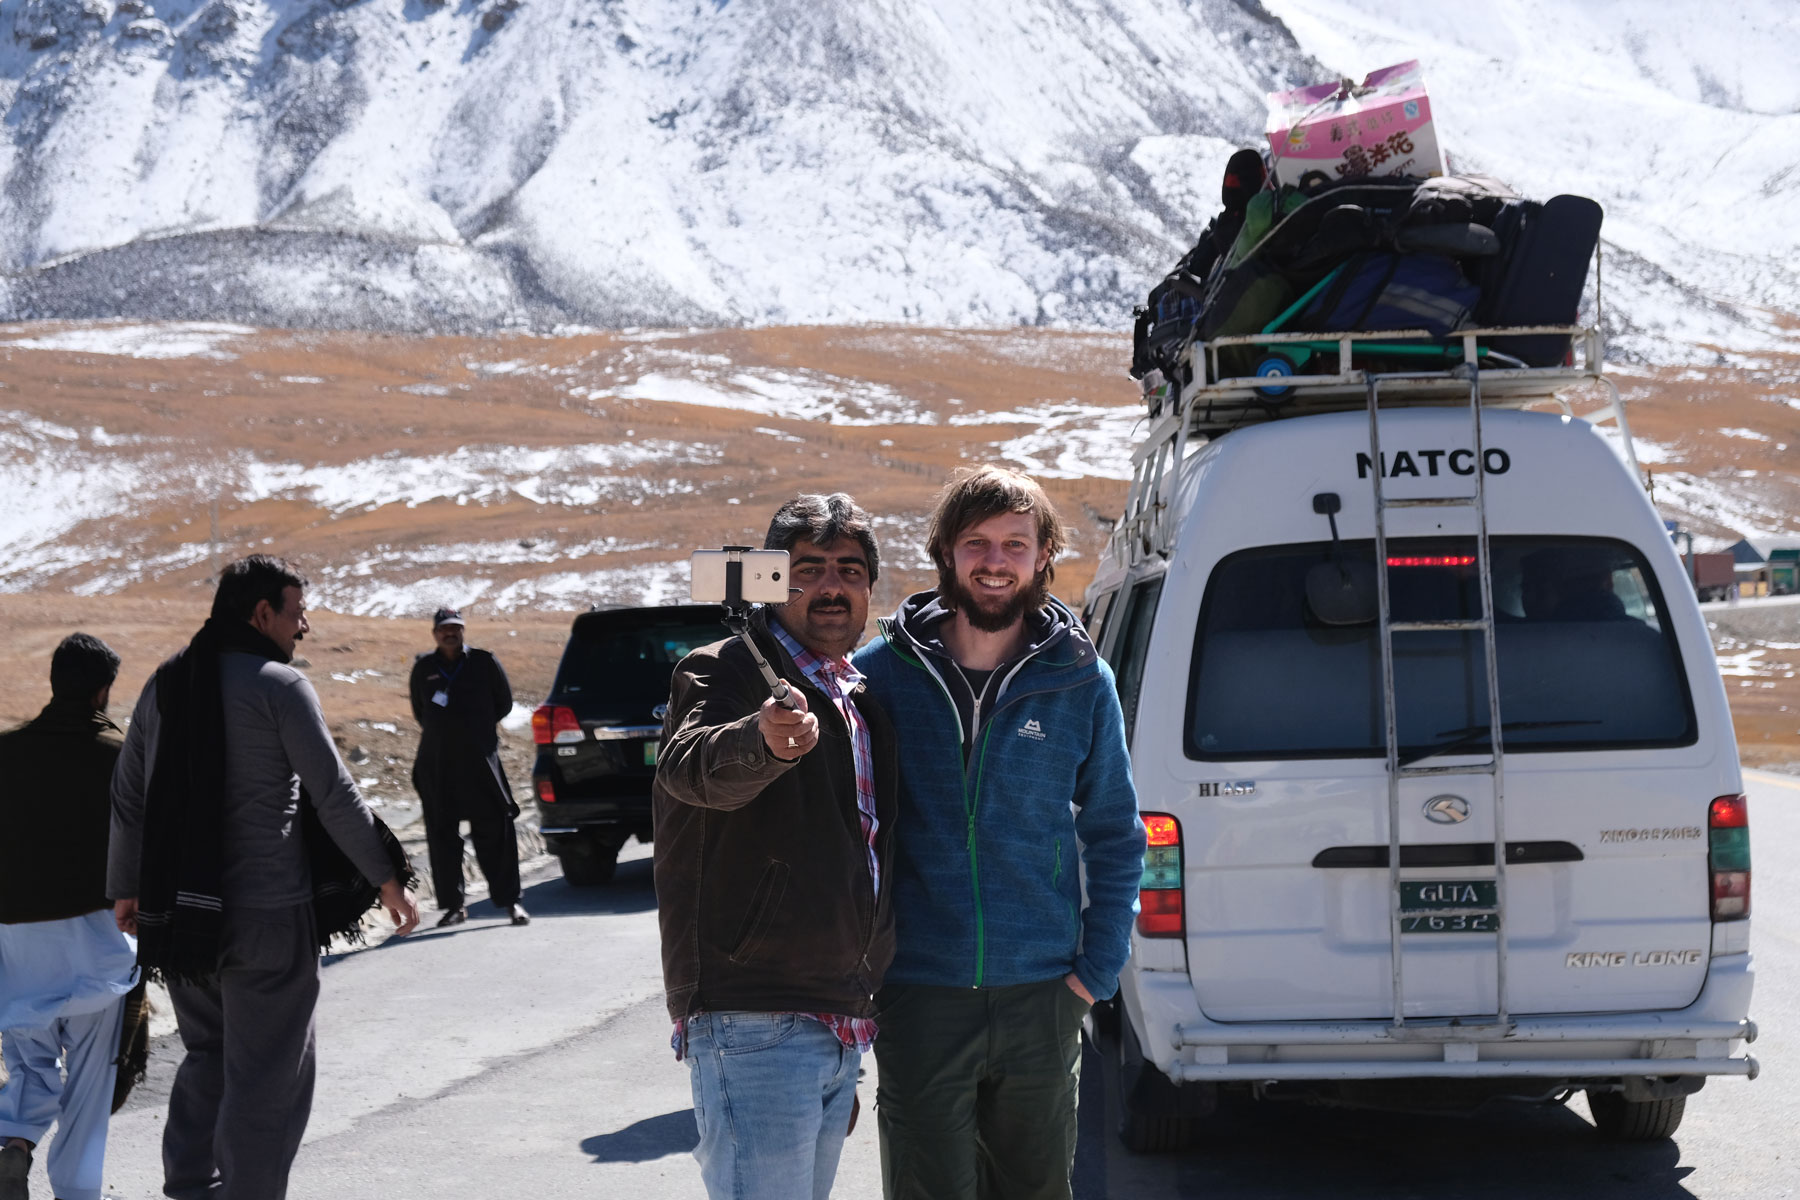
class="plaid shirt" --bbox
[769,621,881,897]
[672,620,880,1061]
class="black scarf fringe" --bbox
[137,618,416,985]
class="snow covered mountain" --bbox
[0,0,1794,358]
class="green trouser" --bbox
[874,977,1087,1200]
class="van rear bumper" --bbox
[1137,952,1757,1084]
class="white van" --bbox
[1085,340,1757,1149]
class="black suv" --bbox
[530,604,726,885]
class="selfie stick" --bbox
[717,547,800,710]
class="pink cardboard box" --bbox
[1265,60,1444,189]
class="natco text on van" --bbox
[1355,448,1511,479]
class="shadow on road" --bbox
[518,856,657,918]
[581,1109,699,1163]
[1074,1037,1699,1199]
[324,858,656,963]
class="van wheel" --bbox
[1117,1015,1205,1153]
[557,836,620,887]
[1587,1090,1685,1141]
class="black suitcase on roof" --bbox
[1471,194,1604,367]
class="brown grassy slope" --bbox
[0,325,1795,769]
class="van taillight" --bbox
[535,778,556,804]
[1137,813,1183,937]
[1709,794,1750,921]
[531,705,583,745]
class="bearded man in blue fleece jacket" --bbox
[853,464,1145,1200]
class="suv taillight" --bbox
[535,778,556,804]
[531,704,583,745]
[1137,813,1183,938]
[1709,794,1750,921]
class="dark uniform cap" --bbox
[432,608,466,628]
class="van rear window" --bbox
[1186,537,1697,761]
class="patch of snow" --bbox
[0,323,256,360]
[0,411,214,589]
[482,561,692,611]
[310,575,498,620]
[241,441,718,513]
[954,403,1145,480]
[328,537,665,576]
[1717,647,1795,678]
[613,368,930,426]
[1651,470,1799,541]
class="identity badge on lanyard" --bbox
[433,657,465,707]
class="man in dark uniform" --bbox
[409,608,527,929]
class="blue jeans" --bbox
[684,1012,860,1200]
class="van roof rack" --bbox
[1117,323,1637,566]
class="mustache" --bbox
[808,594,853,612]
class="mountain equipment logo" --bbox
[1018,718,1046,741]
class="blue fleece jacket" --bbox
[852,592,1145,1001]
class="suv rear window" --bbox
[1186,537,1697,760]
[555,618,723,700]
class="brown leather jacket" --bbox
[652,612,897,1022]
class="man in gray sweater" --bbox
[109,556,418,1200]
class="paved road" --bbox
[34,772,1800,1198]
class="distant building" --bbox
[1726,538,1800,595]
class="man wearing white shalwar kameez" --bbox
[0,915,138,1200]
[0,633,137,1200]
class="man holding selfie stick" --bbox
[653,493,898,1200]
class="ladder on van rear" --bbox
[1366,364,1510,1033]
[1119,321,1646,1034]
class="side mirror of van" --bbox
[1305,560,1378,626]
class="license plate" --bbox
[643,742,659,766]
[1400,880,1498,934]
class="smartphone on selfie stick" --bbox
[689,548,800,710]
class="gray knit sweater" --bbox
[109,651,393,908]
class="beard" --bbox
[941,566,1049,633]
